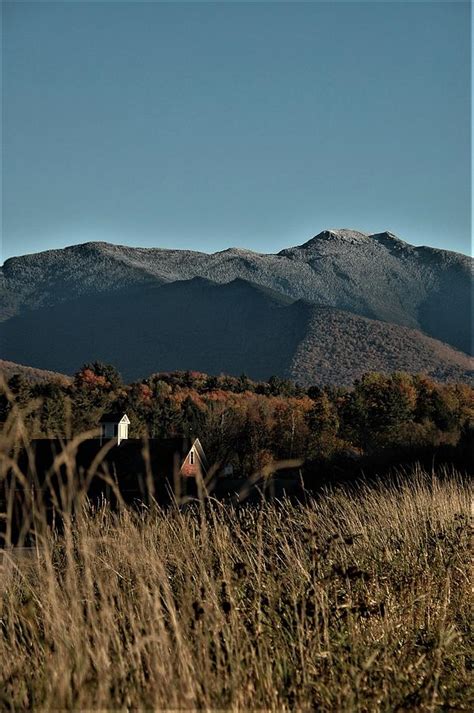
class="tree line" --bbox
[1,363,473,479]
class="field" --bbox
[0,469,471,711]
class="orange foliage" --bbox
[139,384,153,403]
[77,369,108,388]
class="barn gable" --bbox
[180,438,208,478]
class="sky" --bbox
[1,0,471,263]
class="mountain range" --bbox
[0,229,472,385]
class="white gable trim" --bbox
[191,438,208,468]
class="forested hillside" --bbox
[0,278,471,385]
[0,360,71,385]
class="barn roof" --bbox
[23,437,202,494]
[99,412,130,424]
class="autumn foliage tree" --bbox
[2,365,472,478]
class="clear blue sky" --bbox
[1,1,471,262]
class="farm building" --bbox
[99,412,130,444]
[18,435,208,494]
[2,411,209,541]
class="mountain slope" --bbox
[290,309,473,387]
[1,229,471,353]
[0,360,71,385]
[0,278,471,385]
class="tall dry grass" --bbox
[0,467,471,711]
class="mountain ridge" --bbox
[2,228,471,267]
[1,230,472,379]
